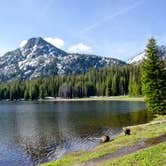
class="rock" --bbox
[123,127,131,135]
[100,135,110,143]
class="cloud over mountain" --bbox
[44,37,64,48]
[68,43,92,53]
[0,37,126,82]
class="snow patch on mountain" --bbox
[127,45,166,64]
[0,37,126,82]
[127,52,145,64]
[19,40,28,47]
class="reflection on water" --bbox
[0,101,153,166]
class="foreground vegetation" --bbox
[41,115,166,166]
[103,142,166,166]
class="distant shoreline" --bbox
[39,96,145,102]
[0,96,145,102]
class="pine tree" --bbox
[106,76,112,96]
[24,90,29,100]
[141,38,166,114]
[39,85,46,99]
[111,74,118,96]
[129,66,142,97]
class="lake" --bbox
[0,101,153,166]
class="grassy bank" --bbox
[41,115,166,166]
[103,142,166,166]
[41,96,145,102]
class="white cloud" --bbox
[68,43,92,53]
[19,40,27,47]
[44,37,64,48]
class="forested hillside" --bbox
[0,65,142,100]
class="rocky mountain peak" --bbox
[20,37,67,58]
[21,37,45,49]
[0,37,126,82]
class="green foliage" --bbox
[39,85,46,99]
[29,83,39,100]
[106,76,112,96]
[141,38,166,114]
[105,142,166,166]
[84,82,96,97]
[129,65,142,96]
[0,64,144,100]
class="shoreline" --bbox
[41,115,166,166]
[39,96,145,102]
[0,96,145,102]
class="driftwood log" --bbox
[100,135,110,143]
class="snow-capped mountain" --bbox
[127,52,145,64]
[127,46,166,64]
[0,37,126,82]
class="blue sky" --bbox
[0,0,166,61]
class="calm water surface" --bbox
[0,101,153,166]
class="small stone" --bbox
[123,127,131,135]
[100,135,110,143]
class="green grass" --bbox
[41,115,166,166]
[103,142,166,166]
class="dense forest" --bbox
[0,65,142,100]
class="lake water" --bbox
[0,101,153,166]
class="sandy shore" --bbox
[39,96,144,102]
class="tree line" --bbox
[0,38,165,115]
[0,65,142,100]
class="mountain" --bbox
[127,52,145,64]
[0,37,126,82]
[127,45,166,64]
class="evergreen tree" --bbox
[24,90,29,100]
[129,65,142,96]
[141,38,166,114]
[111,74,118,96]
[0,64,134,100]
[119,77,124,95]
[84,82,96,97]
[106,76,112,96]
[29,83,39,100]
[39,85,46,99]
